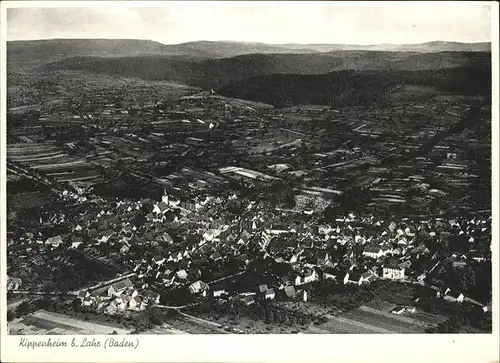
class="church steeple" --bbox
[162,189,169,204]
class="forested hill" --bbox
[37,51,490,90]
[217,67,491,107]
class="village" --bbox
[6,69,492,334]
[7,179,492,334]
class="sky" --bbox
[6,2,493,45]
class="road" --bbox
[207,271,245,285]
[7,161,71,194]
[155,302,201,310]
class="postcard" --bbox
[1,1,499,362]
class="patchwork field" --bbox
[311,300,447,334]
[7,142,102,186]
[9,310,132,335]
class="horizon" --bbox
[6,4,492,44]
[6,37,493,46]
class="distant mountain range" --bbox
[34,51,490,91]
[7,38,491,72]
[7,38,492,107]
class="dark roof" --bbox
[158,201,169,212]
[384,261,404,270]
[348,273,362,281]
[364,246,382,253]
[447,290,463,299]
[323,267,339,275]
[111,278,133,291]
[103,230,114,237]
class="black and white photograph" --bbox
[1,1,498,357]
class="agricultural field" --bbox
[312,300,447,334]
[7,142,102,186]
[9,310,132,335]
[7,70,200,109]
[142,323,188,334]
[310,310,444,334]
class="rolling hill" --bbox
[8,38,491,72]
[7,39,316,72]
[37,51,491,90]
[272,41,491,53]
[217,67,491,107]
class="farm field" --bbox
[142,323,188,334]
[342,309,423,333]
[309,299,447,334]
[273,300,343,317]
[166,316,231,334]
[7,142,102,186]
[9,310,132,335]
[197,314,308,334]
[319,314,381,333]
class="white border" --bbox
[1,2,499,363]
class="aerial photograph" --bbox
[5,3,493,335]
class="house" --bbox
[107,278,134,297]
[78,290,90,300]
[344,272,363,285]
[83,297,93,307]
[176,269,188,280]
[93,296,106,311]
[405,306,416,314]
[258,285,268,294]
[391,306,406,315]
[45,235,63,248]
[128,296,145,310]
[153,201,169,215]
[152,256,166,266]
[318,225,333,235]
[210,251,222,262]
[323,267,339,281]
[265,289,275,300]
[240,295,255,306]
[71,241,83,249]
[294,275,303,286]
[143,291,161,305]
[303,269,318,284]
[283,285,296,298]
[444,290,464,303]
[213,289,228,298]
[120,244,130,254]
[362,246,384,259]
[98,230,115,244]
[239,230,252,244]
[268,226,289,235]
[382,263,406,280]
[188,280,210,295]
